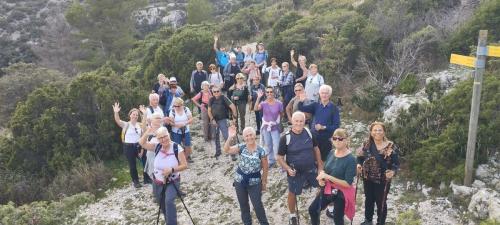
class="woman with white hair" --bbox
[191,81,214,142]
[139,126,188,225]
[224,126,269,225]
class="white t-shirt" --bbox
[145,134,159,177]
[209,72,224,87]
[146,106,164,120]
[266,66,281,87]
[153,143,184,183]
[169,107,192,134]
[120,121,142,143]
[305,73,324,101]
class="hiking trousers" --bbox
[364,180,391,225]
[123,143,139,183]
[235,101,247,132]
[214,119,229,156]
[153,181,180,225]
[309,189,345,225]
[261,129,280,165]
[234,181,269,225]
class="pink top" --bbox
[192,91,212,104]
[325,181,356,220]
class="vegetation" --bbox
[187,0,213,24]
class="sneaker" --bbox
[289,216,298,225]
[214,152,221,160]
[325,208,335,219]
[360,221,373,225]
[133,182,142,188]
[256,130,260,136]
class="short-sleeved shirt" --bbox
[235,143,267,186]
[169,107,192,134]
[278,128,318,171]
[209,73,223,87]
[146,106,164,121]
[323,150,357,185]
[120,121,142,143]
[208,96,233,121]
[260,100,283,131]
[305,74,324,101]
[192,91,213,105]
[153,143,184,183]
[265,66,281,87]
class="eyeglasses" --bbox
[373,128,384,132]
[157,135,168,139]
[294,89,303,92]
[266,91,273,93]
[213,90,220,93]
[173,105,181,108]
[332,137,346,141]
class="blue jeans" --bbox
[171,132,192,147]
[254,111,262,132]
[214,119,229,156]
[234,181,269,225]
[261,129,280,164]
[153,181,180,225]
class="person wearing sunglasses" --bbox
[139,126,188,225]
[254,86,283,167]
[228,73,250,133]
[285,83,312,125]
[277,111,322,225]
[113,102,147,188]
[308,128,357,225]
[168,98,194,163]
[208,86,237,160]
[298,84,340,162]
[356,122,400,225]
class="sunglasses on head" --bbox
[332,137,346,141]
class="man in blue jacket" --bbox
[298,84,340,162]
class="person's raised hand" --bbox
[139,105,147,115]
[257,89,264,98]
[290,49,295,56]
[228,125,237,138]
[112,102,120,113]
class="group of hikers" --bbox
[112,37,400,225]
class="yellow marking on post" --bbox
[450,54,476,68]
[488,46,500,57]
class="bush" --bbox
[352,85,386,112]
[397,74,419,94]
[395,209,422,225]
[425,78,444,101]
[0,192,94,225]
[390,71,500,185]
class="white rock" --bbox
[422,184,432,197]
[488,196,500,221]
[468,188,498,220]
[472,180,486,189]
[450,181,475,197]
[476,164,493,179]
[382,94,429,123]
[439,181,446,190]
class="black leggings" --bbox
[123,143,139,183]
[364,180,391,225]
[309,189,345,225]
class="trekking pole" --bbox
[380,179,390,215]
[157,183,167,225]
[171,180,196,225]
[351,175,360,225]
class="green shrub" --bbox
[0,192,94,225]
[390,71,500,185]
[352,85,385,112]
[425,78,444,101]
[397,74,419,94]
[395,209,422,225]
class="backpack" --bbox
[285,127,312,145]
[154,142,180,163]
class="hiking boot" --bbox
[133,182,142,188]
[289,216,298,225]
[187,156,194,163]
[361,221,373,225]
[325,208,335,219]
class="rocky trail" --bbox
[72,107,472,225]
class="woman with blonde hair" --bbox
[208,63,224,89]
[229,73,250,133]
[357,121,400,225]
[309,128,357,225]
[168,98,194,163]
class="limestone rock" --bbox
[468,188,499,220]
[450,181,475,197]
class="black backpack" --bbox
[154,143,180,163]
